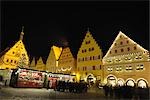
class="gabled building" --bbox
[77,30,103,83]
[46,45,62,72]
[30,57,36,70]
[58,47,77,74]
[0,27,29,69]
[103,31,150,87]
[35,57,46,71]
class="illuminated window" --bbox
[121,49,124,52]
[115,50,117,53]
[92,66,95,70]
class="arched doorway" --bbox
[137,79,148,88]
[107,76,116,86]
[117,79,124,86]
[126,79,135,87]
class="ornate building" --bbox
[0,27,29,69]
[77,30,103,83]
[58,47,77,74]
[35,57,46,71]
[46,45,62,72]
[103,31,150,87]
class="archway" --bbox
[117,78,124,86]
[107,75,116,86]
[137,79,148,88]
[126,79,135,87]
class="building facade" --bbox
[35,57,46,71]
[46,46,62,73]
[0,28,29,69]
[58,47,77,75]
[30,57,36,70]
[77,30,103,83]
[103,31,150,87]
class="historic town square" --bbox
[1,1,149,100]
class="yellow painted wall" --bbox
[77,31,103,82]
[103,31,150,87]
[58,47,77,74]
[46,46,62,72]
[0,40,29,69]
[35,57,46,71]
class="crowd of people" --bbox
[55,80,88,93]
[103,84,149,100]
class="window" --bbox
[86,41,90,44]
[92,47,94,51]
[120,41,123,45]
[93,56,95,60]
[134,46,137,50]
[127,47,130,51]
[84,49,87,52]
[83,67,84,71]
[89,48,91,51]
[6,59,9,62]
[120,36,122,38]
[115,43,117,46]
[14,60,17,64]
[115,50,117,53]
[11,60,13,63]
[121,49,124,52]
[92,66,95,70]
[85,57,87,61]
[90,56,92,60]
[82,50,84,53]
[85,67,87,71]
[12,52,15,54]
[100,65,101,69]
[98,55,100,59]
[83,58,84,61]
[127,40,129,44]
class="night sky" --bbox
[1,1,149,63]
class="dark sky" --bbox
[1,1,149,63]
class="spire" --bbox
[20,26,24,40]
[87,27,90,33]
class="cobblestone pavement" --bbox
[0,86,108,100]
